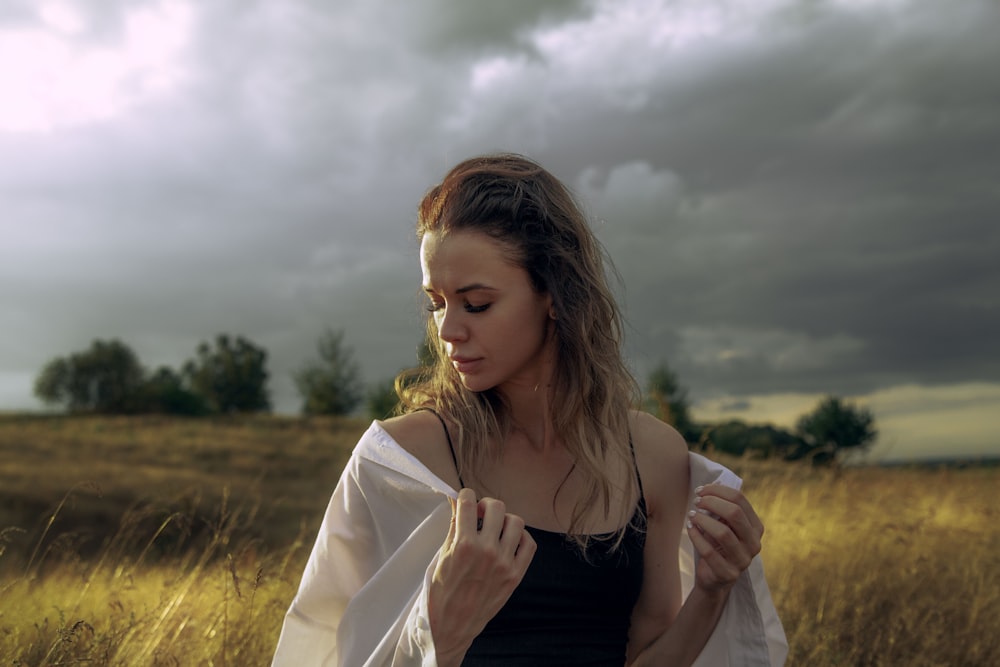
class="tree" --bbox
[366,338,437,420]
[34,357,71,408]
[34,339,145,413]
[644,361,696,442]
[700,420,805,459]
[794,395,878,464]
[293,328,363,416]
[366,378,399,420]
[138,366,209,416]
[183,334,271,414]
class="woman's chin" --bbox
[458,374,493,393]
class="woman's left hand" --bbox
[686,484,764,593]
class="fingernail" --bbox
[687,509,696,518]
[685,518,693,529]
[694,495,703,505]
[695,485,704,494]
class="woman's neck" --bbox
[500,382,558,453]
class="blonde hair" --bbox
[397,153,641,546]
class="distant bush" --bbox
[793,395,878,464]
[138,366,210,416]
[700,420,805,459]
[34,339,145,414]
[183,334,271,414]
[644,361,699,442]
[293,329,363,416]
[34,335,272,416]
[366,379,399,420]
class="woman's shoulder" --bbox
[628,410,691,516]
[629,410,689,462]
[379,410,461,489]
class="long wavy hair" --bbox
[396,153,642,546]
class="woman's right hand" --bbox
[428,487,536,666]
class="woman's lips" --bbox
[450,357,482,373]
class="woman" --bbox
[272,154,786,666]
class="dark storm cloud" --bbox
[553,0,1000,397]
[1,0,998,417]
[398,0,589,56]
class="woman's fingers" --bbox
[432,489,536,656]
[689,511,754,568]
[693,485,763,554]
[499,512,536,568]
[455,487,480,537]
[687,485,766,591]
[477,497,507,538]
[445,496,458,548]
[687,517,742,585]
[449,489,533,574]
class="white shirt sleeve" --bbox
[272,422,457,667]
[686,453,789,667]
[272,427,787,666]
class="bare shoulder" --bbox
[629,410,689,472]
[629,410,690,518]
[379,410,447,452]
[379,410,461,489]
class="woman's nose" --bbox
[436,307,468,343]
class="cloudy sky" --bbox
[2,0,997,461]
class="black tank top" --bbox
[427,411,647,666]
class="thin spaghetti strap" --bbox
[421,408,465,488]
[627,432,647,508]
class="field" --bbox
[0,415,997,666]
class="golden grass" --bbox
[1,416,997,666]
[742,461,1000,666]
[0,540,299,665]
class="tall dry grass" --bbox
[0,414,349,665]
[1,415,997,665]
[734,459,1000,666]
[0,495,303,665]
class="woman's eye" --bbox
[425,300,489,314]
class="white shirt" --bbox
[272,421,788,666]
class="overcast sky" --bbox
[2,0,997,461]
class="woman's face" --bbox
[420,229,555,394]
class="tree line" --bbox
[643,362,877,465]
[33,329,381,418]
[34,335,273,416]
[33,333,876,464]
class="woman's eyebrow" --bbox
[456,283,497,294]
[423,283,497,295]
